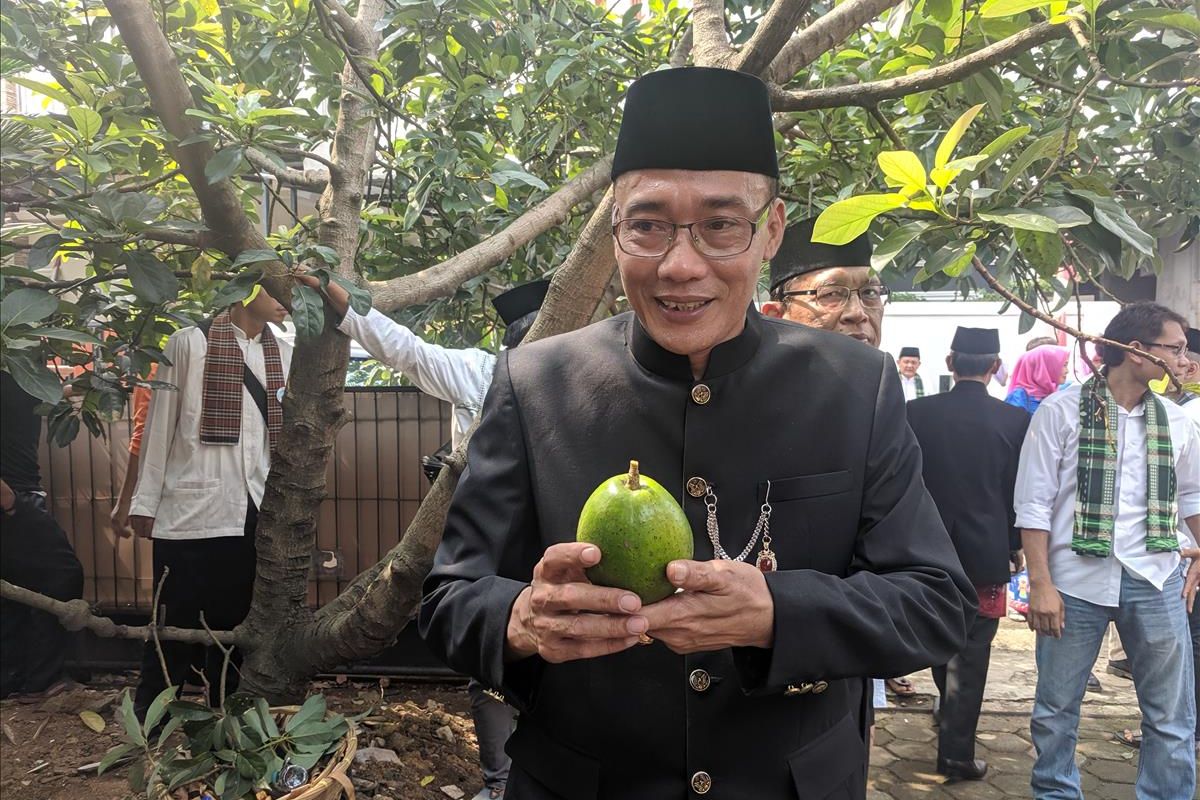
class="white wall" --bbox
[879,299,1123,399]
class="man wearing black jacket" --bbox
[906,327,1030,781]
[419,67,972,799]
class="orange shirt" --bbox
[128,364,157,457]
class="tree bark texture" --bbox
[237,0,387,700]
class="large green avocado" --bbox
[576,460,694,603]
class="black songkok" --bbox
[899,347,921,359]
[951,327,1001,355]
[491,279,550,325]
[611,67,778,181]
[1187,327,1200,356]
[768,216,872,293]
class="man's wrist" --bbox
[504,586,537,662]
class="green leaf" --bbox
[877,151,927,192]
[1015,228,1065,276]
[28,327,103,345]
[494,184,508,211]
[978,0,1051,17]
[211,270,263,308]
[978,209,1060,233]
[871,221,930,271]
[143,686,178,737]
[977,125,1031,160]
[510,103,525,137]
[1001,129,1074,191]
[6,76,75,107]
[285,694,327,732]
[67,106,103,141]
[205,146,244,185]
[812,194,907,245]
[1067,190,1156,256]
[545,56,574,86]
[329,275,372,316]
[935,104,985,168]
[1,288,59,328]
[231,249,279,268]
[255,698,280,739]
[291,284,325,338]
[1029,205,1091,228]
[120,688,147,746]
[124,252,181,305]
[97,742,138,775]
[490,168,549,191]
[26,234,64,270]
[927,240,977,278]
[1120,8,1200,37]
[930,155,989,190]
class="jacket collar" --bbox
[951,379,989,395]
[629,306,763,382]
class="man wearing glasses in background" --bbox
[421,66,971,799]
[760,216,888,349]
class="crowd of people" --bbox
[2,66,1200,800]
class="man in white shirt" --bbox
[1015,302,1200,799]
[129,285,291,715]
[897,346,925,401]
[299,274,547,800]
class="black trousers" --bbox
[931,612,999,764]
[134,501,257,714]
[0,493,84,697]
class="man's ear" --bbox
[761,300,784,319]
[945,354,954,373]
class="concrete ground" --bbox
[868,619,1199,800]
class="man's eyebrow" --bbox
[623,195,753,217]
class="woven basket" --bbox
[274,706,359,800]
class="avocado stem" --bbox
[627,460,641,491]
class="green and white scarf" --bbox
[914,375,924,398]
[1073,376,1179,557]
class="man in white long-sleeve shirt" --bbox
[300,274,547,800]
[1014,303,1200,799]
[130,285,291,715]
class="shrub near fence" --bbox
[39,387,451,613]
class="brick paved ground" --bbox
[868,619,1199,800]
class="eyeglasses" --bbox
[612,203,771,259]
[777,284,891,310]
[1143,341,1188,358]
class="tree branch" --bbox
[1,169,184,210]
[770,18,1067,111]
[245,147,330,193]
[767,0,903,85]
[368,156,613,312]
[732,0,814,76]
[103,0,291,304]
[691,0,735,69]
[971,256,1182,390]
[0,579,246,648]
[865,104,903,147]
[669,23,694,68]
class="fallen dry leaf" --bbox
[79,710,106,733]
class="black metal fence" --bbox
[39,387,452,613]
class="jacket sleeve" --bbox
[733,356,974,691]
[418,352,546,710]
[338,307,493,412]
[129,330,191,519]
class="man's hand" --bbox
[505,542,646,664]
[639,560,775,654]
[0,479,14,516]
[1027,579,1065,638]
[1182,547,1200,614]
[129,515,155,539]
[1010,550,1025,575]
[295,274,350,318]
[111,500,133,538]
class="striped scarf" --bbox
[1072,376,1179,557]
[200,310,285,453]
[914,375,925,398]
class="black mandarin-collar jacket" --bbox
[906,380,1032,586]
[419,310,973,800]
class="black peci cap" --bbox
[899,347,920,359]
[491,279,550,325]
[951,327,1001,355]
[769,216,872,293]
[611,67,779,181]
